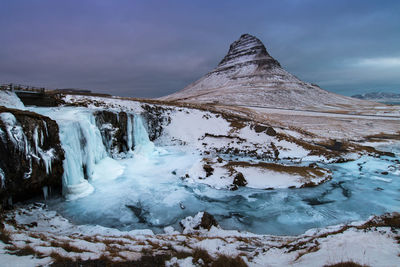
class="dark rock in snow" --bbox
[141,104,171,141]
[253,124,268,133]
[203,164,214,177]
[195,212,219,230]
[309,163,318,168]
[0,107,64,209]
[265,127,277,136]
[94,110,130,154]
[231,172,247,191]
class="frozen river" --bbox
[32,107,400,235]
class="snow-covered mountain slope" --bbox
[160,34,384,111]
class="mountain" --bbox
[160,34,373,110]
[352,92,400,104]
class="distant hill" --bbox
[352,92,400,105]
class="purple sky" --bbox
[0,0,399,97]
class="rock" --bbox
[253,124,277,136]
[254,124,267,133]
[270,142,280,160]
[0,107,64,208]
[94,110,130,154]
[231,172,247,191]
[381,171,389,175]
[265,127,277,136]
[180,211,219,233]
[203,164,214,177]
[197,212,219,230]
[141,104,170,141]
[309,163,318,168]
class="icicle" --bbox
[0,168,5,189]
[42,186,48,200]
[0,113,26,152]
[126,114,133,151]
[33,126,39,154]
[40,129,44,146]
[23,158,32,179]
[43,121,48,137]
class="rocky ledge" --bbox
[0,107,64,209]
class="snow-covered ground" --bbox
[0,204,399,266]
[1,90,400,266]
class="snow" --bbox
[1,204,399,266]
[236,166,303,189]
[0,90,26,110]
[1,90,398,265]
[92,157,125,181]
[62,94,143,113]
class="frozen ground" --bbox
[1,91,400,265]
[1,204,399,266]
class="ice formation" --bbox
[0,112,56,179]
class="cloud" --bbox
[354,57,400,68]
[0,0,399,97]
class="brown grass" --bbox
[49,240,88,253]
[211,254,248,267]
[324,261,370,267]
[365,132,400,141]
[0,226,12,244]
[191,248,214,265]
[225,161,329,179]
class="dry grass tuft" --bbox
[191,248,213,265]
[324,261,370,267]
[211,254,248,267]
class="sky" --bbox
[0,0,399,98]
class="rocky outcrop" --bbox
[0,107,64,209]
[15,91,62,107]
[141,104,171,141]
[94,110,130,155]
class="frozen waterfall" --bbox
[32,107,154,200]
[133,115,155,157]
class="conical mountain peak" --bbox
[160,34,362,111]
[215,33,280,71]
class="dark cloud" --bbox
[0,0,399,97]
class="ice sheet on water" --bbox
[30,106,400,235]
[46,144,400,235]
